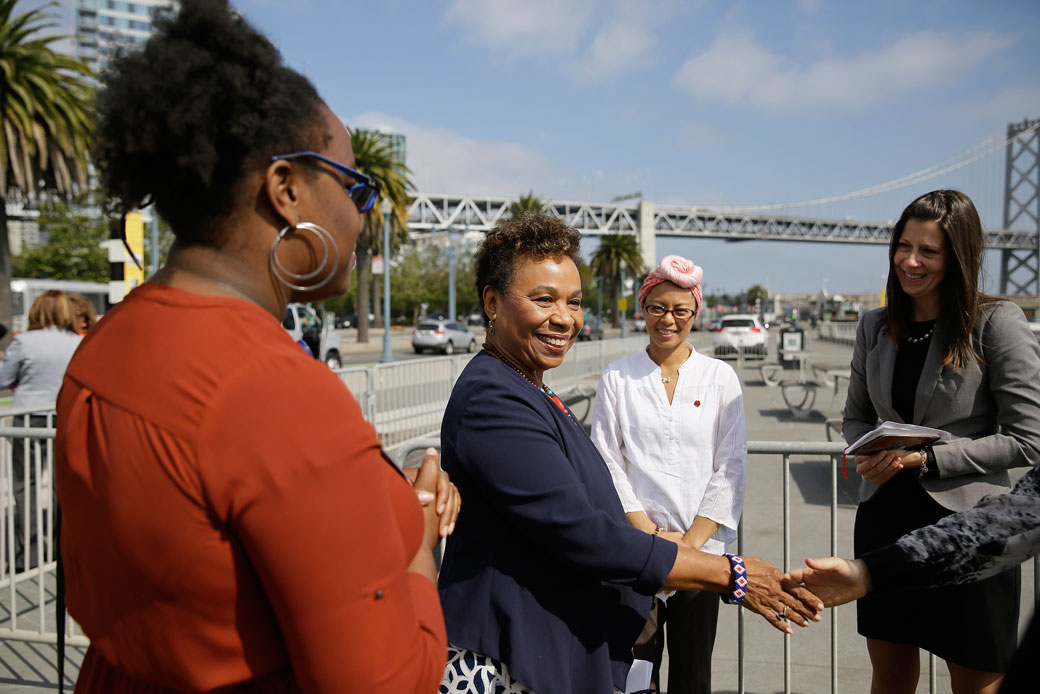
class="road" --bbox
[335,323,649,366]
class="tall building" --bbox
[74,0,177,74]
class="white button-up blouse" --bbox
[591,345,747,556]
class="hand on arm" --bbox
[786,557,872,607]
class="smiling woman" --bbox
[436,217,822,694]
[844,190,1040,694]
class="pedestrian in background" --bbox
[0,289,81,568]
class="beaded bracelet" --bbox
[719,553,748,605]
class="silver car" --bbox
[412,319,477,355]
[713,314,769,359]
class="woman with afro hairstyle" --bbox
[54,2,457,692]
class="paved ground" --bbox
[1,328,1033,693]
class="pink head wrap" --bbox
[637,255,704,317]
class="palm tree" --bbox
[508,190,546,218]
[590,233,643,327]
[350,127,414,342]
[0,0,93,337]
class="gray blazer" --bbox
[843,301,1040,511]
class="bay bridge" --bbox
[406,118,1040,297]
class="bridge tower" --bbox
[999,118,1040,297]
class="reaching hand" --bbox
[785,557,872,607]
[740,556,824,634]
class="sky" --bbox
[36,0,1040,296]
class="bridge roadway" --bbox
[0,331,1033,692]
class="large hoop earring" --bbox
[270,222,341,292]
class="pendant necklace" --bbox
[483,343,580,426]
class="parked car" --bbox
[632,313,646,332]
[713,313,768,359]
[577,318,604,341]
[337,313,375,329]
[283,303,343,369]
[412,318,477,355]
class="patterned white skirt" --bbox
[439,644,536,694]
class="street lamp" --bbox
[380,198,394,363]
[447,224,456,322]
[619,259,627,339]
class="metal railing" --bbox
[2,342,1035,692]
[334,335,651,454]
[816,321,858,346]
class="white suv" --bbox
[713,314,768,359]
[282,303,343,369]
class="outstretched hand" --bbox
[785,557,871,607]
[740,556,824,634]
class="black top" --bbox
[891,319,936,422]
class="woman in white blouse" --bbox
[591,255,747,694]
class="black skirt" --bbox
[854,471,1020,673]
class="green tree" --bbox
[350,127,414,342]
[0,1,93,336]
[590,233,643,327]
[13,196,106,281]
[508,190,546,218]
[747,283,769,310]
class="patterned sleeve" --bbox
[862,466,1040,590]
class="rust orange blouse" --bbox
[55,283,446,693]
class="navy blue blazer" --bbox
[438,352,677,694]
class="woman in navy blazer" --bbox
[437,215,822,694]
[843,190,1040,694]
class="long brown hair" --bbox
[885,190,990,368]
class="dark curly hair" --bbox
[474,214,582,324]
[93,0,330,245]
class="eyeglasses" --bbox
[270,151,382,213]
[644,304,695,320]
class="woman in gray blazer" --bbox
[843,190,1040,694]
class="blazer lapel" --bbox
[913,337,944,424]
[871,327,898,419]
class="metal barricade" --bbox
[0,405,88,648]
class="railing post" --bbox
[783,453,791,694]
[737,520,745,694]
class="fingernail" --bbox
[438,504,446,514]
[448,522,456,534]
[426,447,437,456]
[417,491,435,503]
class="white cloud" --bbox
[349,111,579,198]
[563,20,656,84]
[444,0,663,84]
[673,29,1015,112]
[443,0,597,59]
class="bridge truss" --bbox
[408,192,1037,249]
[999,119,1040,295]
